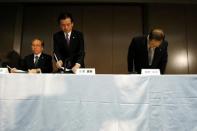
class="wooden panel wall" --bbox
[147,4,188,74]
[0,5,17,60]
[187,5,197,74]
[112,6,142,74]
[1,3,197,74]
[21,4,142,74]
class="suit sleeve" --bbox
[127,38,135,73]
[159,41,168,74]
[76,32,85,66]
[53,34,63,61]
[20,56,28,71]
[40,55,53,73]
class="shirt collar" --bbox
[34,53,41,58]
[64,31,72,38]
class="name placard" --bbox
[76,68,95,75]
[0,68,9,74]
[141,69,160,75]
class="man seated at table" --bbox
[11,38,53,73]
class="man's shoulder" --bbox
[24,53,51,59]
[163,40,168,46]
[72,30,83,36]
[53,31,63,37]
[24,54,33,59]
[133,36,146,41]
[41,53,52,59]
[54,30,83,37]
[159,40,168,49]
[131,36,147,46]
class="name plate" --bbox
[141,69,160,75]
[76,68,96,75]
[0,68,9,74]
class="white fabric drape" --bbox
[0,74,197,131]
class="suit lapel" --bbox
[143,38,149,65]
[69,31,76,50]
[60,31,69,49]
[30,54,35,67]
[36,53,44,68]
[151,47,161,67]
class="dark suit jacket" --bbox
[22,53,53,73]
[53,30,85,68]
[128,36,168,74]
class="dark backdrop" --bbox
[1,3,197,74]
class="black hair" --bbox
[57,12,74,23]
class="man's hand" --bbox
[28,68,41,73]
[56,60,63,69]
[10,68,17,73]
[72,63,81,74]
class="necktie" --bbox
[148,48,154,66]
[66,33,70,46]
[34,56,39,66]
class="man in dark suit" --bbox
[53,12,85,73]
[11,38,53,73]
[127,28,168,74]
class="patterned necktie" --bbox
[66,33,70,46]
[34,56,39,66]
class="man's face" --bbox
[60,18,73,33]
[31,40,43,55]
[149,39,162,48]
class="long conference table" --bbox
[0,74,197,131]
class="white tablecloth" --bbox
[0,74,197,131]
